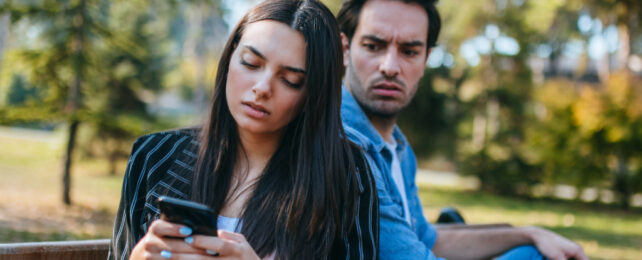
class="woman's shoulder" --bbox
[123,128,200,211]
[346,141,368,169]
[345,141,375,194]
[134,127,200,144]
[124,127,201,178]
[130,127,200,155]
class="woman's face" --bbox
[226,20,307,137]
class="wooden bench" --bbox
[0,224,510,259]
[0,239,110,260]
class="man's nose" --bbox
[379,47,401,78]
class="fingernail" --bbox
[206,249,219,256]
[160,250,172,259]
[179,227,192,235]
[184,236,194,244]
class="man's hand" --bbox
[526,226,589,260]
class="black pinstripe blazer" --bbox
[108,128,379,260]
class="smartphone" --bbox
[158,196,218,236]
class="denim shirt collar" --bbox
[341,86,408,153]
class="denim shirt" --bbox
[341,87,441,260]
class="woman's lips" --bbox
[242,102,270,119]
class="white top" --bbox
[217,215,241,233]
[385,140,411,225]
[217,216,275,259]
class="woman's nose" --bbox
[251,75,272,99]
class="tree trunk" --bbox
[0,13,10,76]
[62,119,79,205]
[109,144,118,176]
[61,0,86,205]
[614,151,630,209]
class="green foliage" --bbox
[0,0,187,166]
[5,75,40,105]
[398,66,460,159]
[397,0,642,207]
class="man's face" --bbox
[343,0,430,118]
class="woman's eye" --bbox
[241,60,259,69]
[283,77,303,89]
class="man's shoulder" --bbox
[343,123,375,150]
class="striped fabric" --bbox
[108,128,379,260]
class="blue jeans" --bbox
[496,245,546,260]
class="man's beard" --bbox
[345,62,408,119]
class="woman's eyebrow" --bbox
[243,45,265,59]
[243,44,305,74]
[282,65,306,74]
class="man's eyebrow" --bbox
[361,35,387,44]
[362,35,425,48]
[243,45,265,59]
[401,41,425,48]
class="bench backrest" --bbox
[0,239,110,260]
[0,224,510,259]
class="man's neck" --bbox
[365,112,397,143]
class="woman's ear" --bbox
[340,32,350,67]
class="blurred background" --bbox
[0,0,640,259]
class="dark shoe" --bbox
[436,207,465,224]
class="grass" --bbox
[418,184,642,260]
[0,128,123,242]
[1,127,641,259]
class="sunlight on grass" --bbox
[419,184,642,260]
[0,130,125,242]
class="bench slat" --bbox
[0,224,511,259]
[0,239,110,260]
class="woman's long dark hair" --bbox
[191,0,358,258]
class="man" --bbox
[337,0,589,259]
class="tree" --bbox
[0,0,194,204]
[396,0,642,203]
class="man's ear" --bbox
[341,32,350,67]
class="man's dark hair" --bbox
[337,0,441,48]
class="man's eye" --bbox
[241,60,259,69]
[402,49,418,56]
[363,43,379,51]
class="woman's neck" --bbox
[237,128,283,175]
[219,128,283,218]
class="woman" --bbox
[108,0,378,259]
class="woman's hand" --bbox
[130,219,215,259]
[191,230,261,260]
